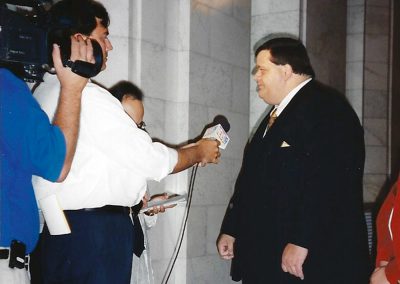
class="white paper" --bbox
[39,194,71,235]
[139,194,187,214]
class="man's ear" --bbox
[73,33,88,41]
[282,64,293,81]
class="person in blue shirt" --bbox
[0,36,93,283]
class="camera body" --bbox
[0,1,103,82]
[0,5,49,82]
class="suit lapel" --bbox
[265,80,314,135]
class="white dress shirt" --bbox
[32,73,177,210]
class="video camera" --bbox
[0,0,103,82]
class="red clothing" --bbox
[376,177,400,284]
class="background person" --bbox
[217,35,370,283]
[370,175,400,284]
[109,80,174,284]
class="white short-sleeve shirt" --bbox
[32,73,177,209]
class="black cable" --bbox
[161,164,198,284]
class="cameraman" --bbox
[0,34,93,283]
[32,0,220,283]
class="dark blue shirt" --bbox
[0,68,66,253]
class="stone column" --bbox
[363,0,392,202]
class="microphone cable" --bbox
[161,164,199,284]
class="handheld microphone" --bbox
[202,115,230,149]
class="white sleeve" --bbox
[82,84,177,181]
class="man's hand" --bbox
[53,35,94,93]
[144,193,177,216]
[173,139,220,173]
[217,234,235,260]
[281,243,308,280]
[196,138,221,165]
[370,266,390,284]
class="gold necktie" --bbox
[267,108,278,129]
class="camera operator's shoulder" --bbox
[0,68,15,81]
[0,68,28,92]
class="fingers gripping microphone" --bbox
[202,115,230,149]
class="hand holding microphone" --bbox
[195,139,221,166]
[202,115,230,149]
[197,115,231,166]
[172,115,230,172]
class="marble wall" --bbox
[362,0,392,203]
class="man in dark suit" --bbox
[217,36,371,283]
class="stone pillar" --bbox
[187,1,250,283]
[346,0,365,121]
[363,0,392,202]
[306,0,347,93]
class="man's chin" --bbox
[258,92,271,104]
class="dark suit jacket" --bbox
[220,80,371,283]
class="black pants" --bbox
[39,209,135,284]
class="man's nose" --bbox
[106,39,113,51]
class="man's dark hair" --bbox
[255,37,315,78]
[109,80,144,102]
[47,0,109,66]
[48,0,109,36]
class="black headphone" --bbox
[48,25,104,78]
[60,37,103,78]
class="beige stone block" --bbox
[364,62,389,91]
[364,118,388,146]
[365,6,390,34]
[365,34,389,63]
[186,255,235,284]
[345,89,363,118]
[363,174,389,203]
[364,146,388,174]
[364,90,388,118]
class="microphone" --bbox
[202,115,230,149]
